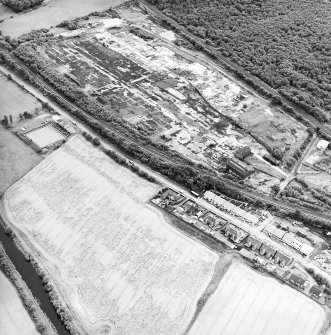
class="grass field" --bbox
[26,125,65,148]
[0,128,42,194]
[3,135,218,335]
[189,262,326,335]
[0,73,41,120]
[0,271,40,335]
[0,0,126,37]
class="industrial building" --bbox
[263,154,278,166]
[316,139,329,151]
[235,146,253,160]
[226,158,255,178]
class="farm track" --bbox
[2,50,331,223]
[139,0,331,138]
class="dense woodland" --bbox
[2,0,44,12]
[149,0,331,122]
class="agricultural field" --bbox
[189,262,327,335]
[0,0,127,37]
[0,72,43,193]
[0,271,40,335]
[0,71,41,120]
[3,135,219,335]
[0,128,42,194]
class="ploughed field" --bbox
[3,135,218,335]
[189,262,326,335]
[0,271,40,335]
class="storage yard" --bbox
[25,3,309,193]
[188,262,326,335]
[0,271,40,335]
[3,135,219,335]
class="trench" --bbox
[0,217,70,335]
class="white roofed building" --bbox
[316,139,329,151]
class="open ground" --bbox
[189,262,327,335]
[0,70,43,193]
[3,135,219,335]
[0,0,127,38]
[0,72,41,120]
[0,128,42,194]
[0,271,40,335]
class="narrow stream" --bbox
[0,218,71,335]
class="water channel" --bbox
[0,217,70,335]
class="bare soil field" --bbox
[0,271,40,335]
[0,72,41,120]
[3,135,219,335]
[0,128,42,194]
[0,0,126,38]
[189,262,327,335]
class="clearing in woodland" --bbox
[189,262,327,335]
[0,271,40,335]
[3,135,219,335]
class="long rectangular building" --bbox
[226,158,255,178]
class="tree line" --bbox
[3,0,44,12]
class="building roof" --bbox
[264,225,285,239]
[260,244,277,257]
[274,251,292,266]
[235,146,252,159]
[204,191,259,224]
[246,236,263,249]
[282,233,295,245]
[225,224,245,238]
[227,158,254,177]
[263,154,278,164]
[317,139,329,151]
[289,274,307,286]
[204,215,216,225]
[310,285,323,297]
[292,239,303,249]
[300,243,314,256]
